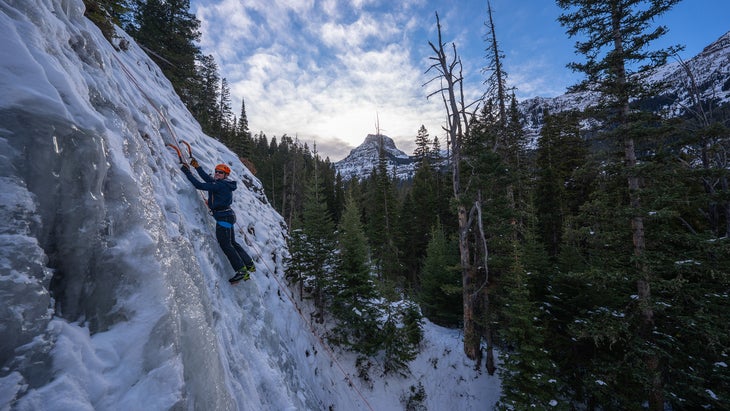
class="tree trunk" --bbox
[459,204,481,363]
[428,12,484,366]
[610,5,661,405]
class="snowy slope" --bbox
[518,30,730,141]
[0,1,499,410]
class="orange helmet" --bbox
[215,164,231,175]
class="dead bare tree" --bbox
[425,12,494,372]
[676,56,730,237]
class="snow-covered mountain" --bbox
[334,134,419,181]
[519,30,730,142]
[337,31,730,181]
[0,1,499,410]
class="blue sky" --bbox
[191,0,729,161]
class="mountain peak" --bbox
[698,30,730,57]
[335,134,415,180]
[354,134,408,157]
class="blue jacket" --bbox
[181,165,237,219]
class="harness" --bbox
[211,207,234,226]
[216,220,234,228]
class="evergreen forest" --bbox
[86,0,729,409]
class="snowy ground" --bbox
[0,0,500,409]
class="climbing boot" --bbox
[229,267,251,283]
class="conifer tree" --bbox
[218,78,234,142]
[557,1,685,408]
[418,221,461,327]
[332,171,347,225]
[534,110,588,258]
[190,54,220,135]
[318,153,343,225]
[430,135,442,164]
[462,101,516,376]
[83,0,130,41]
[285,227,312,301]
[427,12,487,367]
[298,170,337,322]
[127,0,201,109]
[365,135,401,284]
[380,301,423,376]
[397,156,439,287]
[676,58,730,237]
[237,99,250,140]
[328,194,380,353]
[482,0,510,130]
[635,126,730,409]
[233,98,253,158]
[495,242,564,411]
[413,125,431,162]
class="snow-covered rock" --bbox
[334,133,420,181]
[519,30,730,139]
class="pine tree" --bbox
[285,227,312,302]
[236,99,250,140]
[427,12,487,367]
[430,135,442,164]
[397,155,444,288]
[534,110,589,258]
[482,0,510,130]
[380,301,423,376]
[418,221,461,327]
[83,0,130,42]
[127,0,201,109]
[217,78,234,142]
[413,125,431,162]
[190,54,220,135]
[327,194,424,375]
[328,194,380,353]
[364,135,401,284]
[298,171,337,322]
[232,98,254,159]
[557,1,683,408]
[462,102,516,376]
[676,58,730,237]
[495,242,565,411]
[636,128,730,409]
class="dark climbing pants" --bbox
[215,214,253,272]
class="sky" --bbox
[191,0,730,161]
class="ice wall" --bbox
[0,1,341,409]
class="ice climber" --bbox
[181,159,255,283]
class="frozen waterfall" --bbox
[0,1,500,410]
[0,0,357,409]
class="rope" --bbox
[110,51,186,165]
[112,52,211,207]
[113,48,374,411]
[242,235,375,411]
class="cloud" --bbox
[194,0,447,161]
[319,13,394,51]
